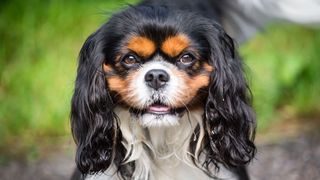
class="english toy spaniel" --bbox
[71,1,257,179]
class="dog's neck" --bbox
[114,107,205,179]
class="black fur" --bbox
[71,31,119,174]
[71,3,256,180]
[200,23,256,173]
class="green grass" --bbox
[1,0,320,161]
[241,25,320,129]
[0,0,138,161]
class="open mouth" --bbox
[129,101,186,116]
[147,102,171,115]
[128,101,187,127]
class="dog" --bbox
[70,0,320,179]
[70,0,261,179]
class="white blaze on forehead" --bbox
[128,59,185,109]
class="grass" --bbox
[241,25,320,129]
[0,0,138,162]
[1,0,320,161]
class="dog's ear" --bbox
[71,31,118,175]
[203,24,256,169]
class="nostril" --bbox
[158,73,169,82]
[145,73,154,82]
[158,74,164,81]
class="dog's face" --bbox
[104,30,213,127]
[71,6,256,178]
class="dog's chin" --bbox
[130,103,186,127]
[138,113,180,127]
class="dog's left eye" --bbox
[178,54,195,66]
[121,55,140,67]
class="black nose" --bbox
[145,69,170,90]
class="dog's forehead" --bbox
[104,7,213,60]
[124,32,191,58]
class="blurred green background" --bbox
[0,0,320,163]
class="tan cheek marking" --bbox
[106,71,141,107]
[203,63,214,72]
[188,74,210,91]
[170,69,210,107]
[186,63,212,96]
[103,64,113,72]
[192,61,201,71]
[161,34,190,57]
[107,76,127,93]
[127,36,156,58]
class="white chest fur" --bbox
[86,107,237,180]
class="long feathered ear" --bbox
[202,24,256,170]
[71,31,118,175]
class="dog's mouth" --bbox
[128,101,187,127]
[147,102,171,114]
[130,101,186,116]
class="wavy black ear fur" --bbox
[201,23,256,172]
[70,30,118,175]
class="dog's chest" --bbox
[85,108,237,180]
[147,157,211,180]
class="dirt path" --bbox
[0,150,75,180]
[1,129,319,180]
[249,134,320,180]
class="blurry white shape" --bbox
[247,0,320,25]
[223,0,320,42]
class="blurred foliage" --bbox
[0,0,138,162]
[241,25,320,129]
[0,0,320,161]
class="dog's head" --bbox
[71,5,256,177]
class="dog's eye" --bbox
[179,54,195,65]
[121,55,140,67]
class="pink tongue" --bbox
[148,105,170,113]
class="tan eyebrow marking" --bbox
[127,36,156,58]
[161,34,190,57]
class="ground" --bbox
[1,119,319,180]
[250,134,320,180]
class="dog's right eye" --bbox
[121,54,140,68]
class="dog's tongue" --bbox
[148,104,170,114]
